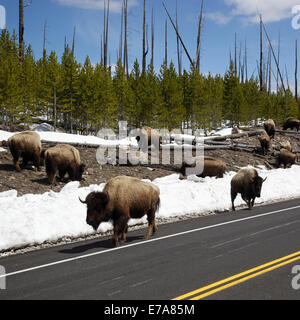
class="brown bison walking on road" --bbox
[264,119,276,138]
[231,168,266,211]
[80,176,161,246]
[5,131,44,172]
[258,130,271,156]
[44,144,86,185]
[276,149,297,168]
[180,156,227,178]
[282,118,300,131]
[136,126,161,151]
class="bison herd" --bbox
[0,131,86,185]
[0,118,299,246]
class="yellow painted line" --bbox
[173,250,300,300]
[190,255,300,300]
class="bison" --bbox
[231,168,266,211]
[258,130,271,156]
[280,140,292,152]
[44,144,86,185]
[283,118,300,131]
[80,176,160,246]
[6,131,44,172]
[136,126,161,151]
[276,149,297,168]
[180,156,227,178]
[264,119,276,138]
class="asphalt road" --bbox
[1,198,300,300]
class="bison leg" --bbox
[12,152,21,172]
[113,217,129,246]
[231,190,237,211]
[120,225,128,244]
[241,195,250,208]
[250,198,255,209]
[145,209,157,239]
[59,168,67,181]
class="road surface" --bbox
[1,198,300,300]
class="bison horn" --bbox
[263,177,267,183]
[79,197,86,204]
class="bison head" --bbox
[80,191,110,231]
[252,176,267,198]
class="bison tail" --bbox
[156,197,161,213]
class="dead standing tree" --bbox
[19,0,32,61]
[195,0,204,73]
[142,0,149,76]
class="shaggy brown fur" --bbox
[276,149,297,168]
[136,126,161,151]
[258,130,271,156]
[231,168,266,211]
[280,141,292,152]
[44,144,86,185]
[264,119,276,138]
[180,156,227,178]
[6,131,43,172]
[283,118,300,131]
[80,176,160,246]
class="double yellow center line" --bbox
[173,250,300,300]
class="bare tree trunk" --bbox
[162,2,195,69]
[165,19,168,66]
[262,19,286,94]
[151,7,154,67]
[103,0,110,69]
[142,0,147,75]
[259,15,263,91]
[268,46,272,94]
[119,0,124,64]
[19,0,32,60]
[277,32,280,93]
[296,39,298,101]
[195,0,204,73]
[234,32,237,74]
[244,39,248,81]
[43,19,47,57]
[123,0,129,77]
[285,64,290,90]
[176,1,182,75]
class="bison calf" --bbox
[80,176,160,247]
[44,144,86,185]
[264,119,276,138]
[6,131,44,172]
[231,168,266,211]
[180,156,227,178]
[276,149,297,168]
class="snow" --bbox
[1,126,299,252]
[0,147,6,152]
[1,165,300,252]
[0,129,137,148]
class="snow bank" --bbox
[0,130,136,148]
[1,165,300,252]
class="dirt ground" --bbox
[0,129,299,196]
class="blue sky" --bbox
[1,0,300,89]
